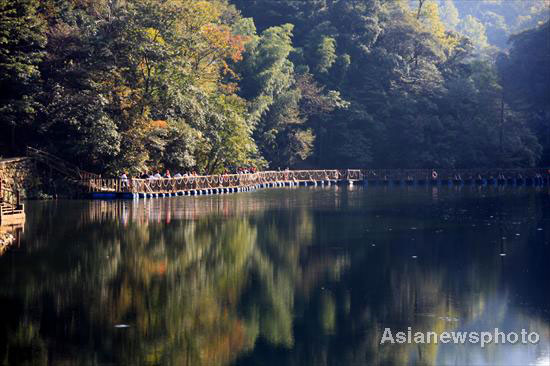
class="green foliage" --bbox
[0,0,46,152]
[16,0,261,174]
[499,21,550,164]
[235,0,544,168]
[236,23,346,168]
[457,15,492,54]
[438,0,549,50]
[0,0,547,170]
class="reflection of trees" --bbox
[241,209,314,348]
[1,188,549,366]
[235,187,550,366]
[0,197,345,365]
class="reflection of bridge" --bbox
[87,168,550,199]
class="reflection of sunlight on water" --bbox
[434,294,550,366]
[534,352,550,366]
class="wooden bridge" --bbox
[12,147,550,199]
[0,180,24,256]
[86,168,550,199]
[0,180,24,225]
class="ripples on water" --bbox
[0,185,549,366]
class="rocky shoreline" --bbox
[0,231,16,255]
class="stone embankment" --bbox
[0,157,41,198]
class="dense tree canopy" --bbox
[0,0,549,173]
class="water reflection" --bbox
[0,187,549,365]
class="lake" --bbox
[1,185,549,366]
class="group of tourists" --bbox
[138,170,200,180]
[119,170,197,187]
[235,167,258,174]
[119,167,260,182]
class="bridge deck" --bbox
[87,168,550,199]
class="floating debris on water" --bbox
[499,253,507,257]
[114,324,130,328]
[412,255,418,259]
[438,316,459,322]
[537,228,543,231]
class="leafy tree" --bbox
[499,21,550,164]
[0,0,547,171]
[35,0,258,174]
[0,0,46,153]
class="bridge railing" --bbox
[86,170,348,193]
[27,147,100,180]
[85,168,550,194]
[359,168,548,181]
[0,180,23,217]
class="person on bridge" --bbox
[165,170,171,178]
[120,173,129,188]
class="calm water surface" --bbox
[1,186,549,366]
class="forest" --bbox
[0,0,549,174]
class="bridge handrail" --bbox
[85,170,345,193]
[0,180,23,216]
[359,168,548,180]
[84,167,550,194]
[27,147,100,180]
